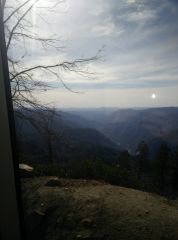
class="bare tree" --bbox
[39,108,65,164]
[2,0,102,165]
[15,106,69,164]
[2,0,101,117]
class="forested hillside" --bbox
[17,107,178,197]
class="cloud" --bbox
[92,22,115,37]
[127,0,137,4]
[36,86,178,108]
[126,9,156,22]
[8,0,178,108]
[91,22,123,37]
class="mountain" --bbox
[64,127,117,149]
[99,107,178,152]
[67,107,117,123]
[165,129,178,146]
[16,107,178,162]
[58,111,99,129]
[64,107,178,153]
[15,109,119,164]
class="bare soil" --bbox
[21,177,178,240]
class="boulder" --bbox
[19,163,34,178]
[45,178,62,187]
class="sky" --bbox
[9,0,178,108]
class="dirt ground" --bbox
[21,177,178,240]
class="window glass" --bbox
[3,1,178,239]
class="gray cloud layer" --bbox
[10,0,178,107]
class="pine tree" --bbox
[153,144,170,194]
[136,141,149,177]
[118,150,131,170]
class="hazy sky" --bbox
[13,0,178,108]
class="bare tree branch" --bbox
[10,52,100,81]
[4,0,30,24]
[3,0,101,121]
[6,0,40,50]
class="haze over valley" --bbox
[16,106,178,162]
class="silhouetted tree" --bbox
[170,146,178,196]
[38,108,69,164]
[2,0,101,120]
[118,150,131,170]
[153,143,170,194]
[136,141,149,177]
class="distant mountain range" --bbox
[62,107,178,153]
[15,107,178,163]
[15,109,119,164]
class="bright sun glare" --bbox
[151,93,157,99]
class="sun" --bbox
[151,93,157,99]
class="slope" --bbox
[22,177,178,240]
